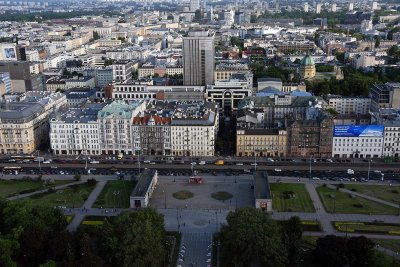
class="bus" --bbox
[3,166,22,175]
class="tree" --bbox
[347,236,374,267]
[375,37,381,48]
[0,236,19,267]
[281,216,302,264]
[98,208,167,267]
[74,174,81,181]
[314,235,347,267]
[219,207,287,267]
[92,31,100,40]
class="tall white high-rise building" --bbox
[190,0,200,12]
[371,1,378,10]
[316,3,321,13]
[183,31,215,86]
[304,2,309,12]
[349,2,354,11]
[331,3,337,12]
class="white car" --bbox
[274,168,282,172]
[347,169,354,175]
[43,160,52,164]
[143,160,151,163]
[327,159,333,163]
[236,162,244,166]
[312,177,320,180]
[251,163,258,166]
[59,171,65,175]
[267,158,274,162]
[190,162,197,165]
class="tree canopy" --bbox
[0,199,168,267]
[219,207,288,267]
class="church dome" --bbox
[300,53,315,66]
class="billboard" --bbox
[333,125,384,137]
[0,44,17,61]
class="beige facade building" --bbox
[0,92,67,154]
[236,129,287,157]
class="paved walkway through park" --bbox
[7,180,85,200]
[326,184,400,208]
[66,181,107,232]
[305,183,335,234]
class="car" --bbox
[198,161,206,165]
[43,160,51,164]
[251,163,258,166]
[149,162,156,165]
[327,159,333,163]
[236,162,243,166]
[347,169,354,175]
[59,171,65,175]
[90,160,100,164]
[50,166,58,169]
[312,177,320,180]
[143,160,151,163]
[374,170,382,173]
[190,162,197,165]
[266,158,274,162]
[274,168,282,172]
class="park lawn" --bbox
[316,186,400,215]
[270,183,315,212]
[93,180,136,208]
[344,184,400,204]
[0,179,72,198]
[373,239,400,252]
[25,183,95,208]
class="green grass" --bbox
[372,251,400,267]
[173,190,194,200]
[334,221,400,235]
[0,179,72,198]
[93,180,136,208]
[317,186,400,215]
[25,183,95,208]
[344,184,400,204]
[211,191,233,201]
[373,239,400,253]
[270,183,315,212]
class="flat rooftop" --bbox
[131,169,157,198]
[254,171,271,200]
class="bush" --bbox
[337,183,345,188]
[86,178,97,187]
[351,188,357,192]
[390,189,399,194]
[282,191,295,199]
[353,203,363,208]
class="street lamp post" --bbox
[309,155,312,180]
[333,194,336,213]
[367,159,371,180]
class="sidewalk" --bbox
[305,183,335,234]
[66,181,107,232]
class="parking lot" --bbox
[150,175,254,210]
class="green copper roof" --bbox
[300,54,315,66]
[98,101,141,119]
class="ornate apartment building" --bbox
[0,92,66,154]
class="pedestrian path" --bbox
[305,183,335,234]
[178,232,212,267]
[66,181,107,232]
[326,184,400,208]
[7,180,85,200]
